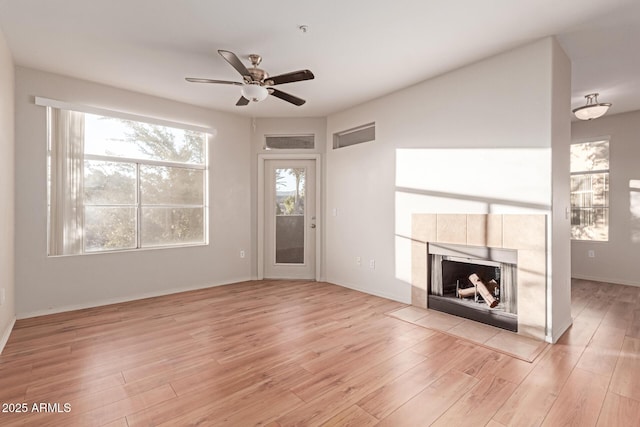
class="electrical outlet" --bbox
[369,259,375,269]
[356,256,361,266]
[0,288,5,306]
[240,250,245,259]
[332,208,338,217]
[588,250,595,258]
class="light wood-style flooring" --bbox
[1,279,640,426]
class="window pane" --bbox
[275,168,305,264]
[84,207,136,252]
[275,168,305,215]
[84,160,136,204]
[140,166,203,205]
[84,114,206,165]
[570,140,609,172]
[265,135,314,150]
[571,173,609,208]
[570,140,609,241]
[141,207,204,247]
[571,208,609,241]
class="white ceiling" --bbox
[1,0,639,119]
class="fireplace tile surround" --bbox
[411,213,547,341]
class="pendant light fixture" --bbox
[572,93,612,120]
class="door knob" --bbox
[310,224,316,228]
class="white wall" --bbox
[0,27,16,352]
[550,39,573,340]
[325,37,572,340]
[14,67,252,318]
[571,110,640,286]
[249,117,327,279]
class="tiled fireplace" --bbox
[411,214,547,341]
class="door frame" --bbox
[257,154,322,280]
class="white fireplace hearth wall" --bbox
[411,214,547,341]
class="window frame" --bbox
[570,139,610,242]
[83,153,208,253]
[40,97,213,256]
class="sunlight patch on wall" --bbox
[396,148,552,206]
[395,148,552,239]
[631,179,640,243]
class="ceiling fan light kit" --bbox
[185,49,314,107]
[241,83,269,102]
[572,93,612,120]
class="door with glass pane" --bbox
[264,160,316,279]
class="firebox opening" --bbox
[428,244,518,332]
[442,260,500,301]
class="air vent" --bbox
[265,134,315,150]
[333,122,375,149]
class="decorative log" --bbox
[457,286,476,298]
[457,279,498,298]
[485,279,499,296]
[468,274,498,308]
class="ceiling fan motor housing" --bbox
[248,68,267,82]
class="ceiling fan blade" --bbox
[218,50,251,80]
[265,70,314,86]
[236,96,250,106]
[269,88,306,106]
[185,77,243,85]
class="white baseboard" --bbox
[16,277,252,320]
[571,274,640,287]
[0,317,16,354]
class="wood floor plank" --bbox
[356,339,479,420]
[1,278,639,426]
[323,404,379,427]
[521,344,583,395]
[431,375,518,427]
[541,367,609,427]
[292,336,426,402]
[275,350,427,427]
[375,369,478,427]
[493,383,558,427]
[576,325,626,377]
[609,336,640,401]
[25,371,126,402]
[596,392,640,427]
[101,418,129,427]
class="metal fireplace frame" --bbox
[428,243,518,332]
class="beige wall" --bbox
[0,27,15,353]
[325,37,572,341]
[571,110,640,286]
[14,67,253,318]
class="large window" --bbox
[47,107,208,255]
[570,140,609,241]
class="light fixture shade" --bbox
[241,84,268,102]
[572,93,611,120]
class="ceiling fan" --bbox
[186,50,314,106]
